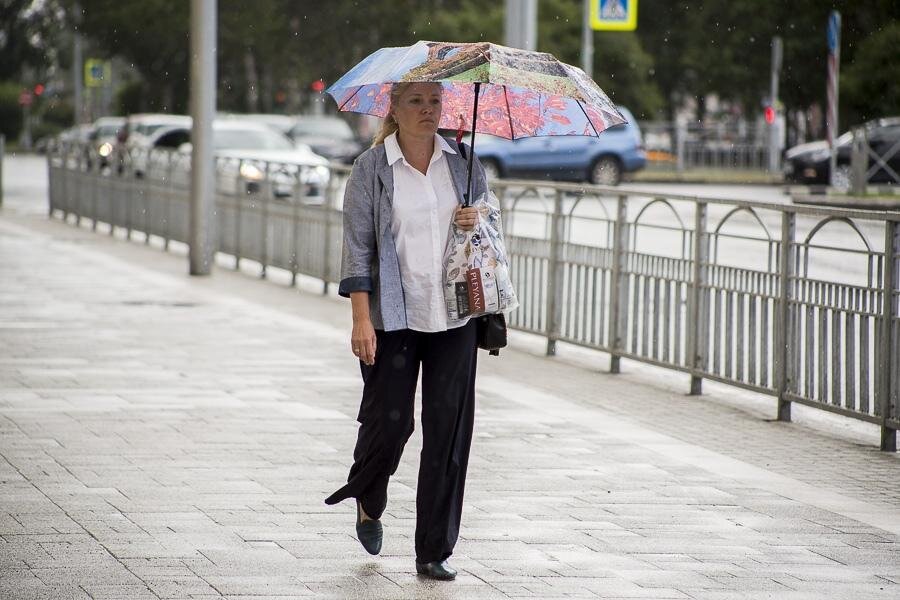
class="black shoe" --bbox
[355,501,382,555]
[415,560,457,581]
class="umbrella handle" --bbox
[464,82,481,208]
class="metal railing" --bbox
[641,120,772,172]
[850,126,900,193]
[48,144,900,450]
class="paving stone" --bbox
[2,159,900,599]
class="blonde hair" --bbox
[372,83,413,146]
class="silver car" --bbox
[142,120,330,203]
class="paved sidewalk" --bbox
[1,157,899,599]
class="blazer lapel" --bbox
[445,151,469,205]
[374,150,395,236]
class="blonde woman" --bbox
[325,82,487,581]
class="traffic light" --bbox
[33,83,44,96]
[764,105,776,125]
[310,79,325,93]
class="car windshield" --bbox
[95,124,122,137]
[293,119,354,140]
[135,123,172,136]
[213,128,295,151]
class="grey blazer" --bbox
[338,139,488,331]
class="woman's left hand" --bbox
[454,206,479,231]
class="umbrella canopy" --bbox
[327,41,626,140]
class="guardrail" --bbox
[48,144,900,451]
[641,120,772,172]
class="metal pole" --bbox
[826,11,841,187]
[688,202,708,395]
[0,134,4,208]
[768,36,782,173]
[189,0,217,276]
[73,5,83,125]
[850,127,867,195]
[581,0,594,79]
[546,190,565,356]
[775,211,796,422]
[880,221,898,452]
[504,0,537,50]
[608,194,630,374]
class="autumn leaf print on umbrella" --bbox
[326,40,626,201]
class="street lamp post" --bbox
[189,0,217,276]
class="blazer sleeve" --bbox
[338,158,377,297]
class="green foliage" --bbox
[842,23,900,123]
[39,0,899,131]
[538,0,662,118]
[40,98,75,128]
[116,80,146,116]
[73,0,190,113]
[0,82,24,141]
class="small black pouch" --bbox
[476,313,507,356]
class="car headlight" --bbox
[239,162,265,181]
[809,148,831,162]
[98,142,113,157]
[300,165,330,185]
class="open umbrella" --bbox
[326,40,625,203]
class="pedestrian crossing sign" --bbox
[591,0,638,31]
[85,59,111,88]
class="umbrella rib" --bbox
[503,85,514,140]
[337,86,364,113]
[576,99,602,137]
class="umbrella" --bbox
[326,40,626,202]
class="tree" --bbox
[72,0,190,112]
[841,23,900,123]
[414,0,663,118]
[0,0,66,82]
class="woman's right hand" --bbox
[351,318,377,365]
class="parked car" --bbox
[470,106,646,185]
[288,115,364,164]
[142,120,330,202]
[223,113,297,137]
[123,114,192,148]
[783,116,900,186]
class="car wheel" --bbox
[481,158,501,180]
[589,156,621,186]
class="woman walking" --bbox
[324,82,489,581]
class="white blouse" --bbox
[384,132,467,332]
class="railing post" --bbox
[234,160,243,270]
[290,181,300,288]
[675,120,686,173]
[608,194,630,373]
[259,162,270,279]
[850,127,867,195]
[775,210,796,422]
[688,202,708,395]
[879,220,898,451]
[163,152,174,250]
[321,175,336,295]
[545,189,565,356]
[0,134,5,208]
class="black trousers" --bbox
[325,321,477,563]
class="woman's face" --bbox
[392,83,442,139]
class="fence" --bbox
[849,125,900,193]
[48,144,900,451]
[641,120,772,172]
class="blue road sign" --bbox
[827,11,841,52]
